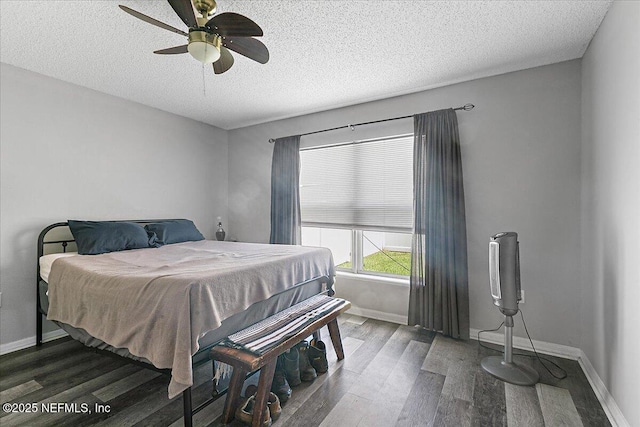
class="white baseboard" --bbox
[469,328,582,359]
[0,329,68,355]
[347,305,408,325]
[577,350,630,427]
[470,328,629,427]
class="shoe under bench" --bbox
[210,296,351,427]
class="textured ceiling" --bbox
[0,1,611,130]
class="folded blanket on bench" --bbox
[220,294,349,355]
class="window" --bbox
[300,135,413,278]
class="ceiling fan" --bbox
[119,0,269,74]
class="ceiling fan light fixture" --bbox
[188,30,221,63]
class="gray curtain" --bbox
[408,109,469,339]
[269,136,301,245]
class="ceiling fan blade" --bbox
[213,46,234,74]
[206,12,263,37]
[223,37,269,64]
[168,0,197,28]
[119,5,188,36]
[154,45,189,55]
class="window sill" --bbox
[336,271,410,287]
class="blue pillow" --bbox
[144,219,205,246]
[68,220,152,255]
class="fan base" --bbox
[194,0,217,17]
[481,356,539,386]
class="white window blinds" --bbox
[300,135,414,231]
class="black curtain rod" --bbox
[268,103,475,143]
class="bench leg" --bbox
[252,359,277,427]
[222,366,247,424]
[327,319,345,360]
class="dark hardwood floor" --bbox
[0,315,610,426]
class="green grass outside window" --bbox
[338,250,411,276]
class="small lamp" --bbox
[215,217,226,241]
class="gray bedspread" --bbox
[46,240,335,398]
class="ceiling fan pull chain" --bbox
[202,63,207,97]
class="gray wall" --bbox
[580,1,640,424]
[0,63,228,346]
[228,60,583,346]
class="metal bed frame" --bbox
[36,220,332,426]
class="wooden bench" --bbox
[210,296,351,427]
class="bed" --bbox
[36,220,335,425]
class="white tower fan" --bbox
[480,232,539,386]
